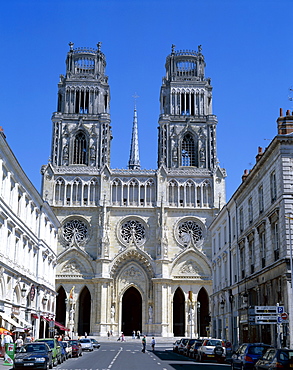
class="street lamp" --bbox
[21,284,27,298]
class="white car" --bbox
[197,338,226,362]
[79,338,94,351]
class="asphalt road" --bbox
[0,341,230,370]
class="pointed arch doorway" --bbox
[173,288,185,336]
[198,287,209,337]
[121,287,142,336]
[78,287,91,336]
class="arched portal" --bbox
[173,287,185,336]
[56,286,66,328]
[78,287,91,335]
[121,287,142,336]
[198,287,209,337]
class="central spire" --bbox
[128,97,141,170]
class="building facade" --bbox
[41,43,226,337]
[210,109,293,347]
[0,129,60,339]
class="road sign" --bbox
[255,306,277,314]
[255,315,278,324]
[278,306,285,314]
[281,312,288,320]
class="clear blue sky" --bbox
[1,0,292,200]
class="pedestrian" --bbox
[121,332,125,342]
[132,330,135,339]
[107,331,110,339]
[3,332,13,353]
[151,337,155,351]
[110,329,113,336]
[137,330,140,339]
[141,335,146,353]
[25,333,32,343]
[15,336,23,348]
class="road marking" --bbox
[107,346,123,369]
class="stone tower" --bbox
[41,44,226,338]
[51,42,111,169]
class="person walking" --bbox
[141,335,146,353]
[151,337,155,351]
[15,336,23,348]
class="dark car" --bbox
[90,338,100,349]
[231,343,272,370]
[35,338,62,367]
[178,338,189,354]
[188,339,203,359]
[255,348,293,369]
[183,338,199,357]
[13,342,53,370]
[61,341,72,358]
[68,340,82,357]
[173,339,181,353]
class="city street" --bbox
[0,340,230,370]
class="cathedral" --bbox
[41,43,226,337]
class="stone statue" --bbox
[149,305,153,321]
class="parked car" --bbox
[183,338,199,357]
[13,342,53,370]
[231,343,272,370]
[79,338,94,351]
[188,339,203,359]
[173,339,181,353]
[35,338,62,367]
[68,340,82,357]
[178,338,189,354]
[197,338,226,362]
[255,348,293,369]
[61,341,72,359]
[90,338,100,349]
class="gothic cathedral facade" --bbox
[41,43,226,337]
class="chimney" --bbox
[277,108,293,134]
[256,146,263,162]
[242,169,249,182]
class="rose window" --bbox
[178,220,203,246]
[63,219,88,246]
[120,220,146,247]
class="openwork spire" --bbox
[128,103,141,170]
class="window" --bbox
[248,236,255,274]
[181,134,195,166]
[272,221,279,260]
[73,132,87,164]
[259,230,266,268]
[270,171,277,202]
[248,198,253,223]
[239,207,244,233]
[258,185,264,213]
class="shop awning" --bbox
[41,316,52,322]
[0,327,12,335]
[31,314,39,319]
[0,313,22,328]
[54,321,70,331]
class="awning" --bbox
[31,314,39,319]
[41,316,52,322]
[0,313,22,328]
[0,327,12,335]
[54,321,70,331]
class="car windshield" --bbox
[24,344,48,352]
[69,340,78,345]
[248,346,268,355]
[80,339,91,343]
[206,340,222,346]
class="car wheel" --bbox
[53,358,57,367]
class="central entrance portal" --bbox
[121,287,142,336]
